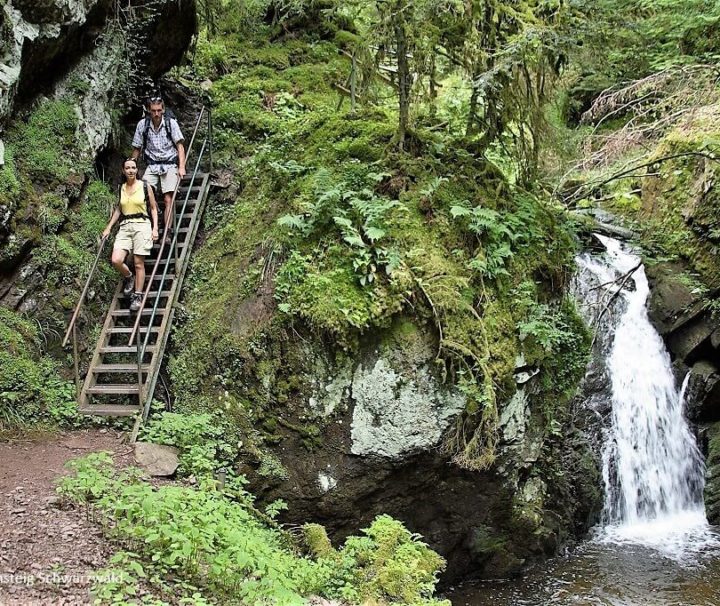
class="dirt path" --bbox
[0,429,130,606]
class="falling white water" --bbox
[577,235,715,557]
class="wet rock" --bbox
[645,262,699,336]
[703,422,720,524]
[685,361,720,422]
[133,442,179,477]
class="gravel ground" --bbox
[0,429,130,606]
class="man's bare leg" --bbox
[164,191,174,243]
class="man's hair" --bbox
[146,95,164,107]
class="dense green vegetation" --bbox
[0,98,118,432]
[2,0,720,603]
[173,0,589,473]
[58,452,449,605]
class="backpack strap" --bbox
[141,113,176,163]
[141,116,151,163]
[118,182,150,223]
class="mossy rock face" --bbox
[635,106,720,289]
[170,24,596,582]
[704,422,720,524]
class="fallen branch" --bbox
[591,261,642,346]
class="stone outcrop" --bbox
[0,0,197,126]
[685,361,720,422]
[239,321,599,583]
[645,262,720,415]
[349,355,465,459]
[1,0,112,124]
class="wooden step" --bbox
[145,290,172,297]
[99,345,157,354]
[152,241,187,251]
[107,327,161,335]
[87,384,140,395]
[92,363,151,373]
[110,308,168,317]
[79,404,140,417]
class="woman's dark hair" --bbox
[120,157,138,183]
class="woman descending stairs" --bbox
[78,172,210,417]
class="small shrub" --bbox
[139,412,235,477]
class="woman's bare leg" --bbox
[133,254,145,293]
[111,249,131,277]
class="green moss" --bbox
[469,525,508,558]
[0,307,77,432]
[256,451,290,481]
[604,109,720,288]
[0,149,21,205]
[303,523,335,558]
[174,25,584,472]
[8,98,83,183]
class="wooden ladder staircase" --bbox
[77,172,210,417]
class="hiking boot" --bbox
[129,292,143,312]
[122,273,135,297]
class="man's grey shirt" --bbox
[132,115,184,174]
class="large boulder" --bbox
[235,321,599,583]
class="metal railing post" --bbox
[72,324,80,400]
[62,235,108,348]
[137,331,143,409]
[208,109,213,173]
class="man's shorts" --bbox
[143,166,179,195]
[114,220,153,256]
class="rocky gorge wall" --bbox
[0,0,196,347]
[218,315,602,583]
[0,5,607,585]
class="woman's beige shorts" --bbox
[114,220,152,256]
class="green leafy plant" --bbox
[279,169,404,285]
[58,455,449,605]
[139,412,236,477]
[450,203,516,280]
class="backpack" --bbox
[141,108,179,164]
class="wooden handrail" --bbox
[62,235,108,347]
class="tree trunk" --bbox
[466,76,479,136]
[393,4,411,152]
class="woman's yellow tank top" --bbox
[120,182,147,217]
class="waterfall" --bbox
[576,235,715,556]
